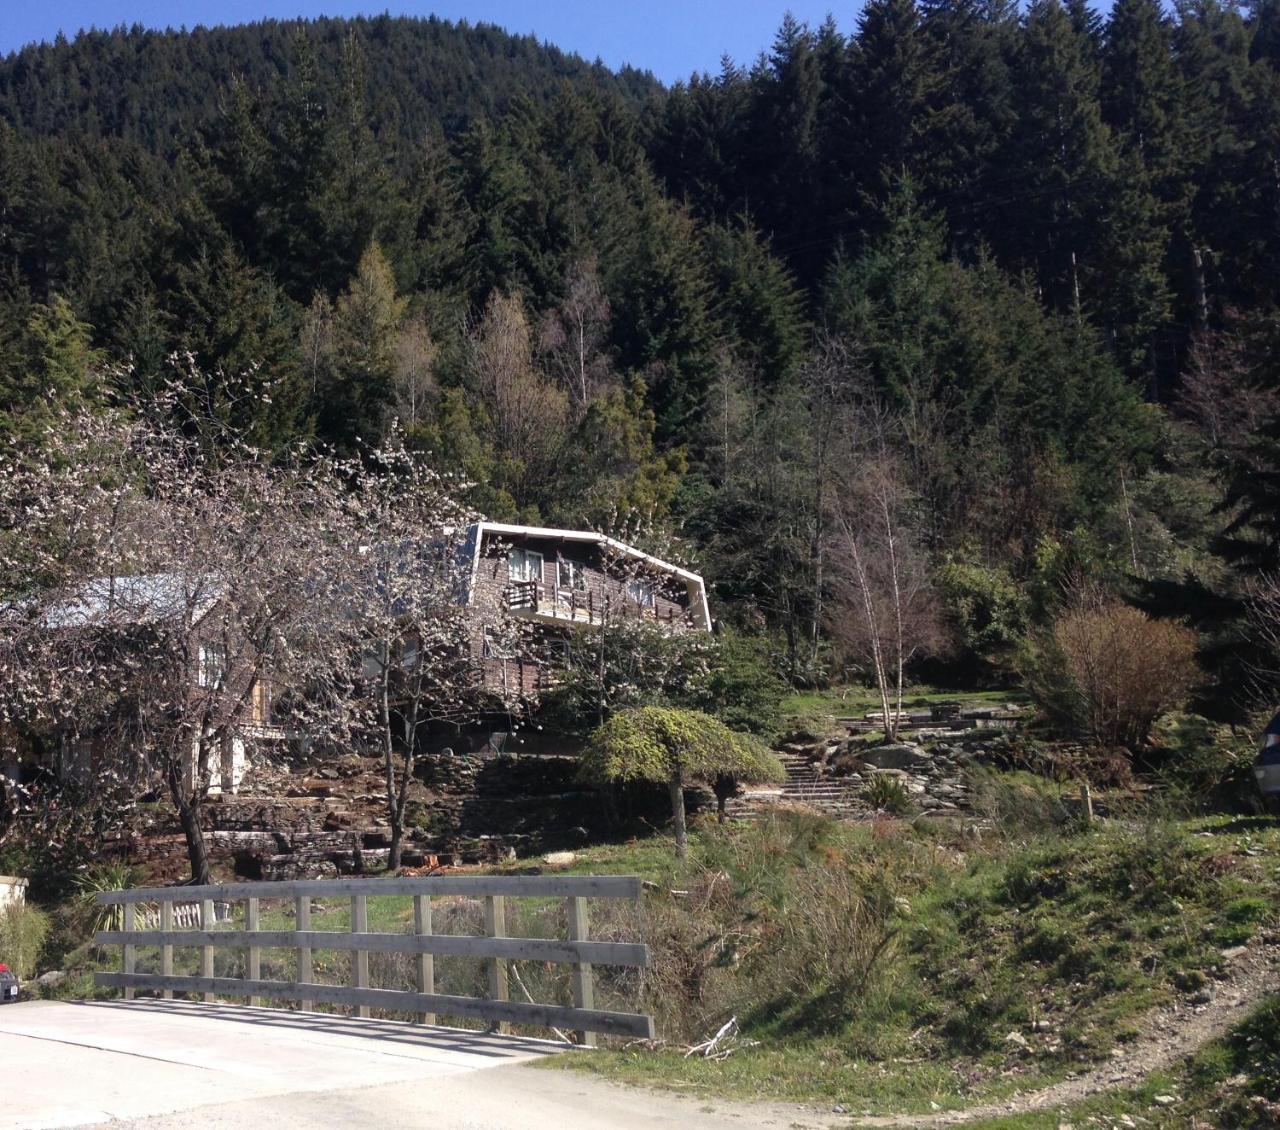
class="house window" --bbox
[507,548,543,584]
[197,644,227,688]
[626,578,656,609]
[558,559,588,592]
[483,626,517,660]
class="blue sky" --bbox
[0,2,856,83]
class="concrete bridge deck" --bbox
[0,999,835,1129]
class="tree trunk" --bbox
[714,774,734,824]
[176,796,211,886]
[388,823,403,872]
[378,643,400,873]
[668,772,688,861]
[166,745,212,885]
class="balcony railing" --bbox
[500,580,690,629]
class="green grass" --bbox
[781,685,1025,720]
[553,1041,1049,1115]
[962,993,1280,1128]
[538,806,1280,1115]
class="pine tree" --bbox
[919,0,1019,249]
[1099,0,1188,372]
[1001,0,1118,314]
[319,241,406,449]
[703,220,809,385]
[848,0,940,205]
[0,295,104,447]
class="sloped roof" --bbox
[39,574,220,630]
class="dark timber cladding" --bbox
[465,521,711,703]
[94,875,653,1042]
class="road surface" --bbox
[0,999,839,1129]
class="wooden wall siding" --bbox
[470,535,703,701]
[480,654,547,700]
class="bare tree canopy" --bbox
[0,395,349,883]
[826,449,945,742]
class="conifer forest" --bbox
[2,4,1280,713]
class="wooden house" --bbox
[2,574,277,796]
[459,522,711,702]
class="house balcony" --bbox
[501,580,691,630]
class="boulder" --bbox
[862,743,931,771]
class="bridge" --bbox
[0,873,840,1128]
[91,873,654,1045]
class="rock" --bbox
[542,850,576,867]
[862,743,931,771]
[1220,945,1249,960]
[1005,1030,1029,1049]
[1153,1095,1178,1106]
[36,970,65,988]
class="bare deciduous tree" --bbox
[1178,323,1280,459]
[391,314,439,429]
[303,435,512,871]
[537,258,613,419]
[467,291,570,502]
[0,397,345,883]
[827,454,944,742]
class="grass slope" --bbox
[541,807,1280,1117]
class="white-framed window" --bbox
[197,643,227,688]
[626,578,656,609]
[557,558,588,592]
[507,548,543,584]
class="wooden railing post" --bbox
[122,900,135,1001]
[295,895,312,1012]
[351,894,369,1018]
[160,900,173,1000]
[246,897,261,1007]
[566,896,595,1047]
[414,894,435,1025]
[484,894,509,1034]
[200,899,215,1002]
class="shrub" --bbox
[966,768,1074,836]
[74,862,139,935]
[631,813,906,1047]
[861,774,914,816]
[935,555,1029,675]
[1025,600,1200,749]
[697,630,788,738]
[0,902,50,980]
[582,706,784,857]
[1148,713,1259,808]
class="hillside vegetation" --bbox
[1,6,1279,713]
[540,805,1280,1123]
[5,9,1280,1121]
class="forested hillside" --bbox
[2,5,1279,716]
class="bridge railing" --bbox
[94,874,651,1045]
